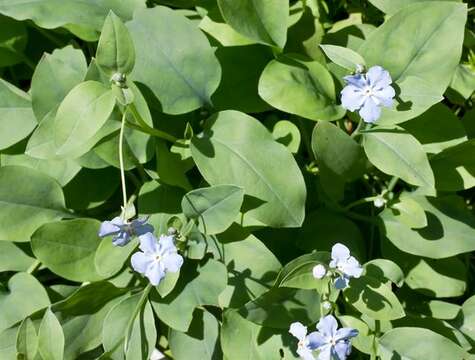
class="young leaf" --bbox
[96,11,135,76]
[38,309,64,360]
[16,318,38,360]
[320,44,365,70]
[181,185,244,235]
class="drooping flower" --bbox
[98,216,153,246]
[131,233,184,286]
[312,315,358,360]
[313,264,327,279]
[340,65,395,123]
[329,243,363,289]
[289,322,321,360]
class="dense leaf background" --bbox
[0,0,474,359]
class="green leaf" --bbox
[359,2,467,124]
[368,0,461,15]
[0,14,27,67]
[217,0,288,48]
[0,166,66,242]
[459,295,475,341]
[272,120,301,153]
[38,309,64,360]
[191,110,306,228]
[378,327,465,360]
[450,63,475,100]
[168,310,222,360]
[217,227,282,307]
[390,193,427,229]
[343,274,405,320]
[0,0,145,40]
[54,81,116,156]
[338,315,374,355]
[239,287,321,329]
[151,258,227,332]
[31,45,87,122]
[0,327,18,359]
[312,121,365,181]
[182,185,244,235]
[363,128,434,188]
[16,318,38,360]
[258,58,345,121]
[95,237,136,278]
[96,11,135,76]
[0,79,36,150]
[320,44,365,70]
[127,6,221,114]
[102,294,156,360]
[31,219,105,282]
[381,196,475,258]
[364,259,404,287]
[0,242,35,272]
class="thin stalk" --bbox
[344,196,379,211]
[128,103,178,143]
[350,120,364,138]
[123,284,153,355]
[27,260,41,275]
[386,176,399,193]
[119,110,128,217]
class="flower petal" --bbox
[131,218,154,236]
[307,331,327,349]
[145,261,166,286]
[343,257,363,278]
[162,253,184,273]
[358,97,381,123]
[98,219,120,237]
[340,85,365,112]
[335,328,358,342]
[139,233,159,254]
[366,66,392,89]
[131,252,154,274]
[112,232,131,247]
[343,73,366,88]
[297,347,316,360]
[289,322,307,341]
[317,315,338,337]
[159,235,176,254]
[334,276,349,290]
[332,341,351,360]
[316,343,332,360]
[373,86,395,108]
[331,243,350,262]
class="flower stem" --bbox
[128,103,178,143]
[27,260,41,275]
[386,176,399,193]
[119,110,128,218]
[344,196,379,211]
[123,283,153,355]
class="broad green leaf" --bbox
[102,295,156,360]
[38,309,64,360]
[460,295,475,341]
[16,318,38,360]
[0,79,36,150]
[168,310,222,360]
[320,44,365,70]
[0,327,17,359]
[0,242,35,272]
[0,0,144,40]
[343,275,405,320]
[378,327,465,360]
[381,196,475,258]
[272,120,301,153]
[95,237,136,278]
[368,0,461,15]
[390,193,427,229]
[31,219,105,282]
[0,14,27,67]
[0,166,66,242]
[217,0,288,48]
[450,64,475,100]
[258,58,344,121]
[155,139,191,190]
[0,273,50,333]
[239,288,321,329]
[191,110,306,228]
[127,6,221,114]
[401,103,467,154]
[151,258,227,332]
[312,121,365,181]
[54,81,116,156]
[430,139,475,191]
[182,185,244,235]
[338,315,374,355]
[31,45,87,121]
[359,2,467,124]
[364,259,404,287]
[96,11,135,76]
[363,128,434,187]
[217,228,282,307]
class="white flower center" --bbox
[363,86,373,97]
[331,337,337,346]
[155,255,161,262]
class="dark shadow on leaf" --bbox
[416,212,444,240]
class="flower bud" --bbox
[312,264,327,279]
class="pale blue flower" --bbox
[329,243,363,289]
[340,65,395,123]
[98,216,153,246]
[131,233,183,286]
[312,315,358,360]
[289,322,321,360]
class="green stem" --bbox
[344,196,379,211]
[350,119,364,138]
[386,176,399,193]
[119,111,128,217]
[27,260,41,275]
[123,284,153,355]
[128,103,178,143]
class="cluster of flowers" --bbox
[98,216,183,285]
[290,243,363,360]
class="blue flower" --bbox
[131,233,184,286]
[329,243,363,289]
[289,322,320,360]
[340,65,395,123]
[311,315,358,360]
[98,216,154,246]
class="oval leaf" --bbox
[38,309,64,360]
